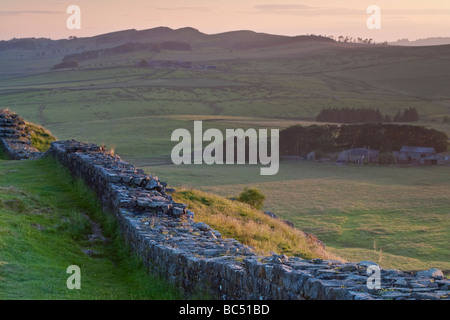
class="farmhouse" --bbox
[394,146,444,165]
[337,148,379,164]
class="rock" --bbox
[394,279,409,287]
[82,249,98,256]
[212,230,222,239]
[339,264,358,272]
[410,292,441,300]
[346,274,368,283]
[416,268,445,279]
[185,210,195,220]
[264,211,278,219]
[172,207,185,217]
[283,220,295,228]
[205,230,217,239]
[358,261,380,268]
[194,222,211,232]
[269,254,289,264]
[145,178,160,190]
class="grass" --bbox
[172,188,340,260]
[25,121,57,152]
[0,156,183,299]
[0,145,7,160]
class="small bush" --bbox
[52,59,79,70]
[237,188,265,210]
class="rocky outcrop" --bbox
[0,109,41,160]
[47,140,450,300]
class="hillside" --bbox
[390,37,450,46]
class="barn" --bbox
[394,146,444,165]
[337,148,379,164]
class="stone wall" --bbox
[0,109,41,160]
[47,139,450,300]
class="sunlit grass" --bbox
[25,121,57,152]
[173,188,341,261]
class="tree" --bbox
[402,108,419,122]
[137,59,148,67]
[379,152,395,165]
[51,59,79,70]
[237,188,266,210]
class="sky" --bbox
[1,0,450,42]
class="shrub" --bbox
[52,59,79,70]
[237,188,266,210]
[137,59,148,68]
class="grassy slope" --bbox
[173,188,340,261]
[25,121,57,152]
[0,156,182,299]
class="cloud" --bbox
[145,6,214,12]
[0,10,62,16]
[383,8,450,15]
[253,4,362,16]
[253,4,450,17]
[254,5,312,11]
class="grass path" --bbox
[0,156,183,299]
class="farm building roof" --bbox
[349,148,379,156]
[400,146,436,154]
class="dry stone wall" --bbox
[0,109,41,160]
[46,139,450,300]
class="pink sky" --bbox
[1,0,450,41]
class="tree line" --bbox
[316,107,419,123]
[280,123,448,155]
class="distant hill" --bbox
[390,37,450,46]
[0,27,334,52]
[0,27,335,53]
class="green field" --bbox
[1,36,449,276]
[0,155,183,299]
